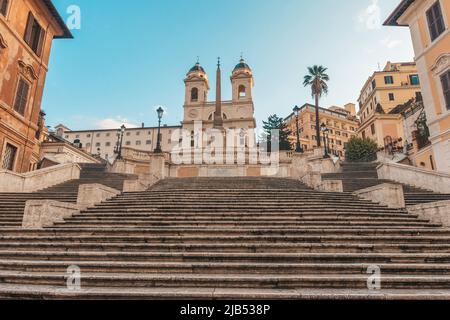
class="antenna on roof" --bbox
[377,62,381,71]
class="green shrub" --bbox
[345,137,378,162]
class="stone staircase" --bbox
[0,163,136,228]
[0,177,449,299]
[322,162,450,206]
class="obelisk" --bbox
[213,57,224,129]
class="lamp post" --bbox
[293,106,303,153]
[320,123,330,158]
[154,107,164,154]
[117,125,126,159]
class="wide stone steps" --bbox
[1,242,450,253]
[2,234,449,244]
[324,162,450,206]
[2,260,450,275]
[1,175,449,299]
[0,166,137,227]
[1,227,449,236]
[1,271,450,290]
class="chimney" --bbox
[141,122,144,128]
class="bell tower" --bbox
[231,58,254,102]
[184,61,209,106]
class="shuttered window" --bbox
[13,78,30,116]
[441,70,450,110]
[426,1,446,41]
[1,143,18,171]
[24,12,45,56]
[0,0,9,16]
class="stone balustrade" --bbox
[377,162,450,194]
[0,163,81,193]
[22,183,121,229]
[353,183,406,208]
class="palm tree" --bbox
[303,65,329,147]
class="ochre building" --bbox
[385,0,450,173]
[0,0,71,173]
[357,62,422,149]
[285,103,359,158]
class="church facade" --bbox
[58,58,257,160]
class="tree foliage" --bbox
[345,137,378,162]
[261,114,293,151]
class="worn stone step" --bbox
[2,260,450,275]
[1,271,450,289]
[1,242,450,253]
[0,250,449,263]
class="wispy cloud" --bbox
[380,36,402,49]
[95,116,139,129]
[356,0,382,31]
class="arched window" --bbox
[191,88,199,102]
[238,85,246,98]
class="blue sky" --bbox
[44,0,415,130]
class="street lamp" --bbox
[320,123,330,158]
[116,125,126,159]
[293,105,303,153]
[154,107,164,153]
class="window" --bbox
[191,88,199,102]
[0,0,9,16]
[389,93,395,101]
[24,13,45,56]
[371,80,376,90]
[136,141,141,146]
[96,133,101,137]
[384,76,394,84]
[95,143,101,147]
[1,143,17,171]
[441,70,450,110]
[106,142,111,147]
[238,85,246,98]
[13,78,30,116]
[410,74,420,86]
[371,124,376,135]
[125,141,131,146]
[416,92,423,102]
[146,140,151,145]
[136,131,140,136]
[86,143,91,148]
[426,1,445,41]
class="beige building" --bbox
[357,62,422,148]
[385,0,449,173]
[56,58,257,160]
[285,103,359,158]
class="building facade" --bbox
[285,103,359,158]
[57,59,257,160]
[385,0,450,173]
[0,0,71,173]
[357,62,422,148]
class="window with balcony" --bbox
[441,70,450,110]
[426,1,446,42]
[24,13,45,56]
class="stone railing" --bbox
[377,162,450,194]
[22,183,120,229]
[0,163,81,193]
